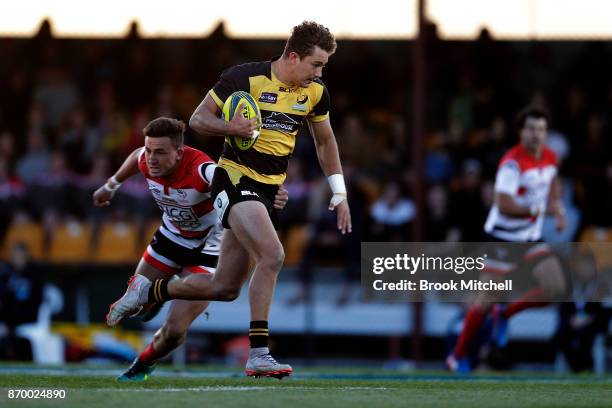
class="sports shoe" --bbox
[491,304,508,348]
[117,359,156,381]
[245,348,292,379]
[446,354,471,373]
[106,274,151,327]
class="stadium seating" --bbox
[0,221,46,261]
[139,220,160,253]
[283,225,310,266]
[92,222,140,264]
[48,221,92,263]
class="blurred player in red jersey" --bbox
[93,117,288,380]
[447,106,568,373]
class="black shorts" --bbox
[211,166,280,229]
[143,228,218,275]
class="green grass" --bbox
[0,366,610,408]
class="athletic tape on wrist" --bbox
[327,174,346,195]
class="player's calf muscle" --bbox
[168,274,240,301]
[159,323,186,344]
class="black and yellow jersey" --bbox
[208,57,330,185]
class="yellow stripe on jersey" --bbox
[219,158,286,185]
[307,82,329,123]
[209,89,224,110]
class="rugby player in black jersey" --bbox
[107,21,351,378]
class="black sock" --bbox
[148,279,171,303]
[249,320,269,349]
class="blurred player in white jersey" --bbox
[447,106,568,373]
[93,117,288,380]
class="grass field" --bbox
[0,365,611,408]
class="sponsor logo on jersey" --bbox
[262,112,300,133]
[259,92,278,104]
[278,86,296,93]
[158,201,200,228]
[175,189,187,200]
[293,94,308,111]
[240,190,259,197]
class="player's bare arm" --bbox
[547,176,567,230]
[190,94,257,138]
[92,148,142,207]
[310,118,352,234]
[495,192,539,218]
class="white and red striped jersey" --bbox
[138,146,221,255]
[484,144,558,242]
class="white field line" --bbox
[87,386,390,392]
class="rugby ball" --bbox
[222,91,262,151]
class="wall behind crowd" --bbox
[1,24,612,261]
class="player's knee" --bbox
[259,246,285,272]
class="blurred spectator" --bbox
[449,159,487,241]
[57,108,101,173]
[16,131,50,185]
[546,129,570,170]
[370,180,415,241]
[0,158,26,239]
[26,150,75,224]
[478,116,510,178]
[0,131,17,171]
[424,131,456,184]
[0,243,45,361]
[0,242,44,328]
[425,184,459,241]
[33,67,79,128]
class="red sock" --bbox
[453,306,486,359]
[138,342,160,364]
[503,287,547,319]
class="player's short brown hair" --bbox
[283,21,337,58]
[143,117,185,148]
[514,105,550,132]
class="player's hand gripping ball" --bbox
[222,91,262,151]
